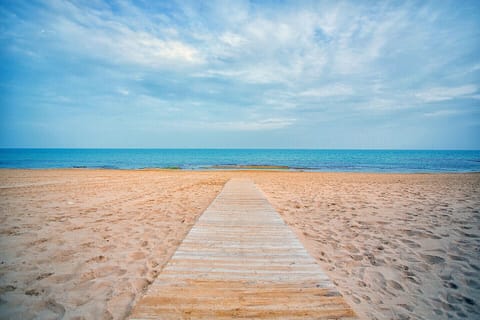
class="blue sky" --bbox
[0,0,479,149]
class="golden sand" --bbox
[0,170,479,319]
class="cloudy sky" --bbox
[1,0,479,148]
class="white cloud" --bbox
[117,88,129,96]
[317,8,340,37]
[43,1,202,68]
[219,32,246,47]
[299,84,353,98]
[121,35,201,65]
[208,118,296,131]
[416,85,478,102]
[423,110,460,117]
[5,0,479,144]
[196,64,298,84]
[471,64,480,72]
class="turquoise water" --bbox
[0,149,479,173]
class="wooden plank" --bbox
[130,178,357,319]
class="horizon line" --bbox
[1,147,480,151]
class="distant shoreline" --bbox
[1,149,479,173]
[1,168,479,175]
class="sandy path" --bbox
[130,178,356,319]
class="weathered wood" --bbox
[130,178,357,319]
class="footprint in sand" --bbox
[29,238,49,246]
[364,270,387,287]
[95,266,127,278]
[130,251,146,260]
[448,254,467,262]
[351,295,361,304]
[400,239,421,249]
[465,278,480,290]
[446,281,459,289]
[387,280,405,291]
[44,273,75,285]
[36,272,54,281]
[45,298,65,319]
[86,255,108,263]
[80,270,96,282]
[107,292,135,319]
[80,241,95,248]
[421,254,445,265]
[25,288,41,296]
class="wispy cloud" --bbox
[207,118,296,131]
[1,0,479,148]
[18,1,202,68]
[299,84,354,98]
[416,85,478,102]
[423,110,461,117]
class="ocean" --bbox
[1,149,479,173]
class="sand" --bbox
[0,170,228,319]
[0,170,479,319]
[255,173,480,319]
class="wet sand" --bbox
[0,170,479,319]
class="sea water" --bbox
[0,149,479,173]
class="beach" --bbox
[0,170,479,319]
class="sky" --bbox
[0,0,479,149]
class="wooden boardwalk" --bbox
[130,178,357,319]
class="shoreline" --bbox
[1,170,479,319]
[1,167,480,174]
